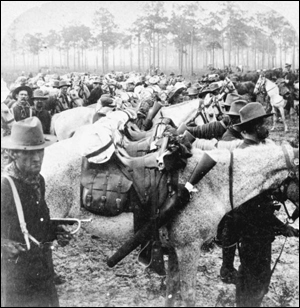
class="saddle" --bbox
[125,136,152,157]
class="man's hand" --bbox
[1,239,26,258]
[56,225,73,247]
[281,225,299,237]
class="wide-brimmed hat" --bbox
[285,63,291,68]
[223,93,244,107]
[168,85,186,101]
[187,87,199,96]
[80,129,115,164]
[93,77,102,84]
[1,117,57,150]
[32,89,49,100]
[100,94,116,107]
[51,80,60,88]
[57,80,71,88]
[148,76,160,85]
[200,82,222,94]
[234,102,273,127]
[12,85,33,100]
[226,100,248,116]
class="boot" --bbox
[220,246,238,284]
[185,152,217,193]
[107,185,190,268]
[176,122,188,135]
[182,130,196,144]
[143,101,163,131]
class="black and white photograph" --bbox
[1,1,299,307]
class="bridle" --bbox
[278,145,299,223]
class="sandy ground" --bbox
[52,115,299,307]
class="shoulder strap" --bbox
[2,175,40,250]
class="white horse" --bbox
[193,94,223,126]
[1,102,15,137]
[153,99,200,128]
[254,75,288,132]
[50,107,96,140]
[165,144,299,306]
[41,138,299,306]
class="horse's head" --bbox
[157,132,193,171]
[222,77,236,94]
[254,75,266,94]
[200,94,219,123]
[1,103,15,134]
[277,146,299,221]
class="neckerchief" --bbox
[4,162,41,201]
[16,100,31,119]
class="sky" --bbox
[1,1,299,43]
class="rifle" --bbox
[50,218,92,234]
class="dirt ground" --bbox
[52,114,299,307]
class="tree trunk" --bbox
[292,31,296,68]
[279,36,283,68]
[141,43,144,72]
[138,35,141,72]
[254,32,257,70]
[190,28,194,75]
[157,32,160,70]
[130,37,133,71]
[102,40,105,73]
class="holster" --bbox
[107,184,190,269]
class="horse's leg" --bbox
[165,247,180,307]
[177,242,201,307]
[271,113,276,131]
[279,107,288,132]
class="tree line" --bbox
[2,1,299,75]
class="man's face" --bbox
[13,149,45,176]
[93,82,100,89]
[60,86,68,94]
[33,99,45,111]
[17,90,29,102]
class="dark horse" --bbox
[233,81,256,101]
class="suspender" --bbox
[2,175,40,250]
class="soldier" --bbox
[283,63,296,111]
[1,117,71,307]
[221,100,247,141]
[216,103,299,307]
[32,89,52,134]
[11,85,33,121]
[55,80,71,113]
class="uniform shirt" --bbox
[33,109,52,134]
[1,169,57,293]
[12,102,33,122]
[188,121,227,140]
[221,127,243,141]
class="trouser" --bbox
[2,279,59,307]
[217,212,239,271]
[236,240,272,307]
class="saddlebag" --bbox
[80,156,133,216]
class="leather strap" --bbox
[86,139,113,159]
[2,175,40,250]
